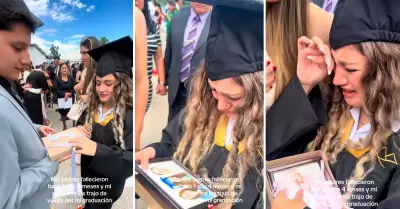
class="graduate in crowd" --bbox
[265,0,333,160]
[271,0,400,208]
[23,61,49,125]
[70,36,133,209]
[0,0,68,208]
[136,1,264,208]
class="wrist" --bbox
[301,85,313,95]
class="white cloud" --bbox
[68,34,85,39]
[86,5,95,12]
[43,28,57,33]
[31,34,81,60]
[24,0,50,17]
[49,3,76,22]
[62,0,87,9]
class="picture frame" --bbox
[135,157,221,209]
[266,151,343,208]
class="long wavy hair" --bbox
[266,0,308,101]
[80,37,101,94]
[308,42,400,200]
[173,66,264,199]
[84,72,133,149]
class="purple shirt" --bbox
[181,8,211,58]
[322,0,338,13]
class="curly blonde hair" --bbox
[173,65,264,200]
[308,42,400,201]
[84,72,133,149]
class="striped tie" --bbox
[181,16,201,82]
[324,0,333,13]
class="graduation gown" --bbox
[147,111,263,209]
[329,120,400,209]
[265,76,328,160]
[77,109,133,209]
[24,70,48,125]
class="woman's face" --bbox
[332,45,368,108]
[95,74,117,104]
[80,45,90,68]
[181,190,199,200]
[135,0,144,10]
[168,3,176,12]
[208,78,245,119]
[61,64,68,75]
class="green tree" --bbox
[100,37,109,45]
[49,44,61,59]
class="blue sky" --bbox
[25,0,133,60]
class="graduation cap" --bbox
[87,36,133,78]
[189,0,263,81]
[330,0,400,50]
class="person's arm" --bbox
[265,75,327,160]
[0,116,58,209]
[76,71,82,83]
[154,27,166,84]
[307,3,333,45]
[87,110,133,179]
[163,20,172,85]
[135,7,149,151]
[39,72,49,92]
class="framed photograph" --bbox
[266,151,344,209]
[135,158,220,209]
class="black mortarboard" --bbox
[87,36,133,78]
[189,0,263,81]
[330,0,400,50]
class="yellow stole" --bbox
[214,115,246,154]
[342,118,391,158]
[94,112,114,126]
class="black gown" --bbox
[24,70,48,125]
[77,109,133,209]
[265,75,328,160]
[147,111,263,209]
[266,75,400,209]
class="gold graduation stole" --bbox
[342,118,393,161]
[214,115,246,154]
[94,112,114,126]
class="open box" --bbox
[135,158,221,209]
[266,151,344,209]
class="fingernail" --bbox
[320,47,325,54]
[272,66,277,71]
[307,56,313,61]
[267,61,271,66]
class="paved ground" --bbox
[47,105,133,209]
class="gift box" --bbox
[135,158,221,209]
[41,127,86,161]
[266,151,344,209]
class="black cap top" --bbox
[330,0,400,50]
[87,36,133,78]
[189,0,263,81]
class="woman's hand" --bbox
[272,189,307,209]
[77,125,91,138]
[265,52,276,92]
[297,36,334,95]
[135,147,156,169]
[69,137,97,156]
[39,125,56,137]
[23,83,32,92]
[156,84,167,95]
[79,95,89,103]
